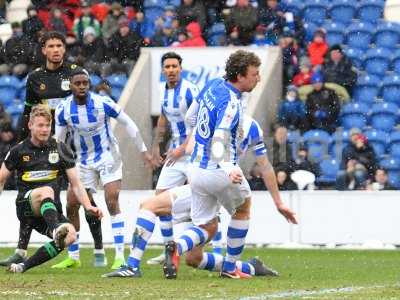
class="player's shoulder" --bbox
[27,67,45,80]
[181,78,199,91]
[91,92,113,104]
[64,62,82,72]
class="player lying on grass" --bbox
[0,104,102,273]
[103,115,296,278]
[53,70,154,270]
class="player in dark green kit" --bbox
[0,31,105,267]
[0,104,102,273]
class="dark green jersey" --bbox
[4,138,75,197]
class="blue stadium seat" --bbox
[353,74,380,103]
[364,47,392,77]
[144,0,168,8]
[303,0,329,26]
[382,74,400,105]
[344,47,364,70]
[17,77,26,101]
[6,103,23,128]
[391,49,400,74]
[317,158,340,184]
[329,0,357,25]
[364,128,389,157]
[379,158,400,188]
[346,22,375,50]
[284,0,304,16]
[111,88,123,102]
[302,129,331,163]
[90,74,102,87]
[207,23,226,46]
[370,102,400,132]
[0,75,20,105]
[357,0,385,24]
[287,129,301,159]
[340,102,370,129]
[303,22,319,43]
[168,0,180,7]
[323,21,346,46]
[374,22,400,49]
[388,130,400,159]
[106,74,128,89]
[330,129,350,159]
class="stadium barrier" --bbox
[113,46,282,189]
[0,190,399,248]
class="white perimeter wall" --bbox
[0,191,399,246]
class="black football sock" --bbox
[40,198,60,232]
[23,241,62,272]
[85,200,103,250]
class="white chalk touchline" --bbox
[239,284,398,300]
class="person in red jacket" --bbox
[293,57,313,87]
[307,29,328,66]
[177,21,206,47]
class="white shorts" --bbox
[78,152,122,193]
[156,155,191,190]
[169,184,192,224]
[189,167,252,226]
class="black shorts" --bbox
[16,190,69,239]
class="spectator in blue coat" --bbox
[277,85,307,131]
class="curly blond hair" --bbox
[29,104,52,123]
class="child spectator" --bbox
[308,29,328,66]
[293,57,313,87]
[277,85,307,131]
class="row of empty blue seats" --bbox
[284,0,384,25]
[353,73,400,103]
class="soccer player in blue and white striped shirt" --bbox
[149,52,199,264]
[55,70,154,270]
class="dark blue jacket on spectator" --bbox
[129,19,155,39]
[278,98,306,130]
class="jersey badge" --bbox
[61,80,70,91]
[48,152,59,164]
[71,64,77,70]
[22,155,30,162]
[40,83,46,90]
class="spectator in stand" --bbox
[102,2,125,43]
[73,0,101,42]
[105,19,143,76]
[22,5,44,42]
[0,104,11,129]
[91,1,111,23]
[151,18,177,47]
[177,21,206,47]
[77,27,107,76]
[291,144,320,177]
[227,27,241,46]
[177,0,206,31]
[94,79,113,98]
[293,57,313,87]
[258,0,285,44]
[65,32,81,64]
[48,7,68,34]
[252,24,273,46]
[224,0,258,45]
[276,165,297,190]
[277,85,307,131]
[322,44,357,95]
[172,28,188,46]
[267,125,294,170]
[129,11,155,44]
[305,72,340,133]
[279,31,299,87]
[308,29,328,66]
[247,163,267,191]
[0,22,31,78]
[336,131,377,190]
[367,168,396,191]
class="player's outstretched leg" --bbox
[146,215,173,265]
[102,209,157,278]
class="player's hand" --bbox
[276,203,298,224]
[142,151,156,170]
[165,147,185,167]
[152,145,164,167]
[229,169,243,184]
[86,206,103,220]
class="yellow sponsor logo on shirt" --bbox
[22,170,59,182]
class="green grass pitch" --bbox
[0,247,399,300]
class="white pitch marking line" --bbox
[240,284,398,300]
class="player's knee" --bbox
[39,186,55,201]
[106,199,120,215]
[185,251,203,268]
[233,199,251,220]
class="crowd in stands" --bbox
[0,0,396,191]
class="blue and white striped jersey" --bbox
[55,92,121,165]
[191,78,243,170]
[240,115,267,157]
[161,78,199,149]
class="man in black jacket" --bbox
[322,45,357,95]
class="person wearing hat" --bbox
[336,132,378,190]
[22,5,43,42]
[307,29,328,66]
[73,1,101,42]
[305,72,340,133]
[321,44,357,95]
[277,85,307,131]
[293,56,313,87]
[102,2,125,42]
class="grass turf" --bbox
[0,247,399,300]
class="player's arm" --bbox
[66,167,103,218]
[54,104,68,142]
[152,112,168,166]
[256,154,298,224]
[18,75,36,141]
[114,111,155,169]
[0,163,11,195]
